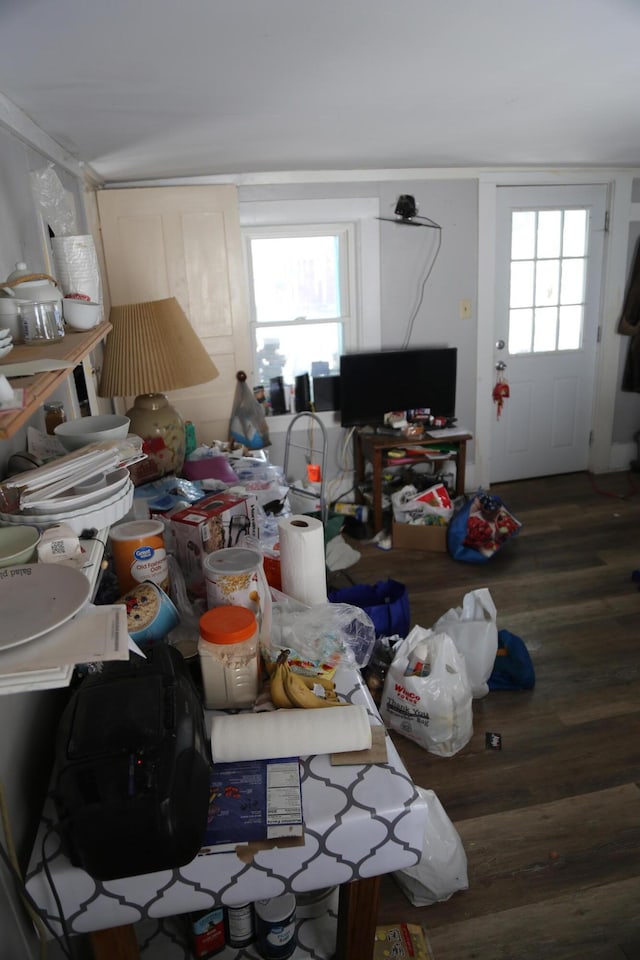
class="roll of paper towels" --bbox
[210,705,372,762]
[278,514,327,606]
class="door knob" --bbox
[495,360,507,371]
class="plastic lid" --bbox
[255,893,296,923]
[199,605,257,644]
[203,547,260,576]
[109,519,165,541]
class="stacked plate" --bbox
[0,327,13,359]
[0,475,134,534]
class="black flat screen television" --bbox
[339,347,457,428]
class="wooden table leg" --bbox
[455,439,467,496]
[335,875,381,960]
[372,449,383,533]
[90,924,139,959]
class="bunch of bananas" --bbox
[269,649,345,709]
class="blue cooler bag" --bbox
[328,579,410,639]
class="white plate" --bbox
[0,563,92,651]
[22,467,130,514]
[0,480,134,533]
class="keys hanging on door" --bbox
[493,361,510,420]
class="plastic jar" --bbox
[254,894,296,959]
[198,605,259,709]
[204,547,265,616]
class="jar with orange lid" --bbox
[198,606,259,709]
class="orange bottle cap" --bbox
[199,605,257,644]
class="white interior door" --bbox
[97,185,251,444]
[491,184,607,483]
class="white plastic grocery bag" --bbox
[392,786,469,906]
[433,588,498,699]
[380,626,473,757]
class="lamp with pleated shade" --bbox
[98,297,218,477]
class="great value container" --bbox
[254,894,296,959]
[198,605,259,709]
[109,519,169,594]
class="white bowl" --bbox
[0,525,41,566]
[63,298,102,331]
[54,414,131,451]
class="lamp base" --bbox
[127,394,185,478]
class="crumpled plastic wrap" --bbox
[30,163,77,237]
[263,593,375,675]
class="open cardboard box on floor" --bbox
[392,521,448,552]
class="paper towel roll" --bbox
[210,705,372,762]
[278,514,327,606]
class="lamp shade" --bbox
[99,297,219,397]
[98,298,219,478]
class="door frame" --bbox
[475,170,635,490]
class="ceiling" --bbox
[1,0,639,184]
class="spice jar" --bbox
[44,401,66,435]
[198,605,259,709]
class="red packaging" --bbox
[169,492,258,598]
[190,907,225,958]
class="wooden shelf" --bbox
[0,320,111,439]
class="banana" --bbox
[282,660,346,709]
[299,675,336,692]
[270,660,294,709]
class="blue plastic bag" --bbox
[447,491,521,563]
[328,579,410,638]
[488,629,535,690]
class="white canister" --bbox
[198,605,259,709]
[203,546,270,640]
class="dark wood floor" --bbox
[342,472,640,960]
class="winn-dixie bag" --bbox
[433,588,498,699]
[447,490,521,563]
[380,627,473,757]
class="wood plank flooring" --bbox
[341,472,640,960]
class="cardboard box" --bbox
[392,520,448,552]
[169,492,258,597]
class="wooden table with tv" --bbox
[355,429,473,534]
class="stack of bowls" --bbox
[0,327,13,359]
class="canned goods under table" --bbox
[26,668,428,960]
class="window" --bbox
[240,197,381,418]
[508,207,588,354]
[246,224,353,390]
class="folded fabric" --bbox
[210,704,372,762]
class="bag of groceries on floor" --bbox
[433,588,498,699]
[392,786,469,906]
[447,490,521,563]
[380,626,473,757]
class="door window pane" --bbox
[533,307,558,352]
[535,259,560,307]
[510,261,534,308]
[562,210,587,257]
[511,211,536,259]
[537,210,562,258]
[560,259,585,304]
[558,305,582,350]
[508,308,533,354]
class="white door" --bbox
[97,185,251,443]
[491,184,607,483]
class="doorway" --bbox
[490,184,607,483]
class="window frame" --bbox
[239,197,381,430]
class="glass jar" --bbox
[44,401,66,435]
[21,300,65,344]
[198,605,259,709]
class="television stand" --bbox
[354,429,472,534]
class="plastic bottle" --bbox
[224,902,254,947]
[198,606,259,709]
